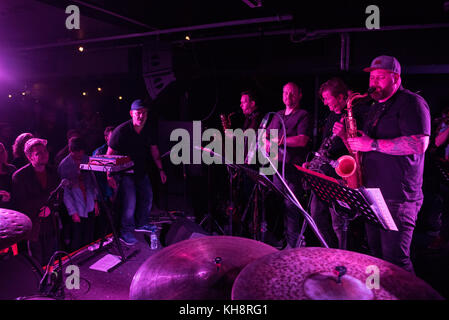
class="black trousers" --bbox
[27,219,58,267]
[272,165,305,248]
[70,212,95,251]
[365,199,422,273]
[309,191,343,248]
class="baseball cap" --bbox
[363,55,401,74]
[130,99,148,111]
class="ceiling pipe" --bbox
[16,15,293,51]
[173,22,449,44]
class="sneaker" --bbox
[135,224,155,233]
[119,233,138,246]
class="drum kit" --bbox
[129,236,444,300]
[1,208,445,300]
[0,208,32,250]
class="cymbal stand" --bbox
[199,164,225,235]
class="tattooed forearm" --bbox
[378,135,429,155]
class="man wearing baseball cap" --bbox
[107,99,167,246]
[343,55,431,273]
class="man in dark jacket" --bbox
[12,138,60,265]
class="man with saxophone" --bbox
[306,77,358,248]
[222,90,263,236]
[340,55,431,273]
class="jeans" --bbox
[309,191,344,248]
[273,165,304,248]
[117,174,153,236]
[365,199,422,273]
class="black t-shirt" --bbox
[321,112,346,161]
[243,110,263,131]
[321,102,371,161]
[362,88,431,201]
[268,108,311,164]
[109,119,158,176]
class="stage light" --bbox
[22,92,26,96]
[82,91,87,96]
[78,46,84,52]
[97,87,102,92]
[185,35,191,41]
[8,94,12,98]
[118,96,123,100]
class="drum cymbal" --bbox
[129,236,278,300]
[231,247,443,300]
[0,209,32,250]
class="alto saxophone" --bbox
[334,89,374,188]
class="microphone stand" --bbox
[262,154,329,248]
[44,184,65,254]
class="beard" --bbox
[370,86,395,101]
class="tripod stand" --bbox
[239,170,269,241]
[78,164,138,269]
[199,163,225,235]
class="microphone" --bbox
[246,114,270,164]
[259,114,270,129]
[367,87,376,94]
[47,179,71,203]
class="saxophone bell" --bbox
[335,155,360,189]
[335,155,357,178]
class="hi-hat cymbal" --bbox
[231,247,443,300]
[0,209,32,250]
[129,236,278,300]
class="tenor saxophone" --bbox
[334,89,374,188]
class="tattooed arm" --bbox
[347,134,429,155]
[376,135,429,155]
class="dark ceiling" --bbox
[2,0,449,94]
[2,0,448,49]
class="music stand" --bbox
[229,163,283,242]
[79,163,138,270]
[294,165,398,250]
[197,146,330,247]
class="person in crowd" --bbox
[0,142,16,207]
[11,132,34,169]
[58,137,99,251]
[11,138,60,265]
[55,129,82,166]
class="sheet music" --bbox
[89,254,122,272]
[361,188,398,231]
